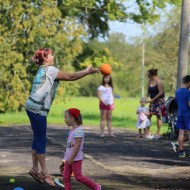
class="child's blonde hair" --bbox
[140,97,146,102]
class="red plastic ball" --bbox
[100,64,112,75]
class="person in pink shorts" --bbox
[97,75,115,137]
[62,108,101,190]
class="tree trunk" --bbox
[177,0,190,89]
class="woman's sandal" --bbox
[41,172,56,186]
[28,168,44,184]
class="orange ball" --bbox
[100,64,112,75]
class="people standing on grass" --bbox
[146,69,165,139]
[136,97,151,139]
[61,108,101,190]
[97,75,115,137]
[175,75,190,158]
[25,48,99,186]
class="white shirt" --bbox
[25,65,59,116]
[97,85,113,105]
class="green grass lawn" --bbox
[0,97,168,134]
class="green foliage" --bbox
[0,39,30,112]
[76,74,101,96]
[143,7,181,93]
[132,0,181,24]
[0,0,86,112]
[79,41,122,68]
[55,64,81,100]
[78,7,183,97]
[73,39,124,97]
[57,0,180,38]
[0,0,183,113]
[57,0,127,38]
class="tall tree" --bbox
[57,0,181,38]
[0,0,183,112]
[177,0,190,88]
[0,0,85,112]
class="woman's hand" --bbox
[85,65,100,74]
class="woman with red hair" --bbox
[25,48,99,186]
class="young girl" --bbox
[136,97,151,138]
[63,108,101,190]
[97,75,115,137]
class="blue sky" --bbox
[108,0,143,40]
[109,0,143,40]
[108,2,174,41]
[109,21,143,40]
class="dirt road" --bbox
[1,125,190,190]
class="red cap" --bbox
[68,108,80,118]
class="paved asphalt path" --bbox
[1,125,190,190]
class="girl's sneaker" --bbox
[53,178,64,188]
[144,134,154,139]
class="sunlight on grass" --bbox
[0,97,168,134]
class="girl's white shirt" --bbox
[97,85,113,105]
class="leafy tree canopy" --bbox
[57,0,181,38]
[0,0,182,112]
[78,6,186,98]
